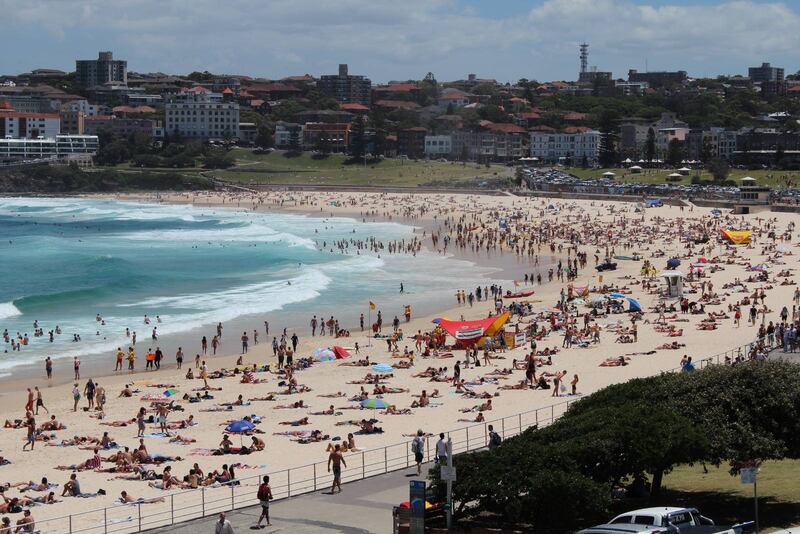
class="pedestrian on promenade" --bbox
[255,475,273,528]
[328,444,346,494]
[436,433,447,465]
[215,512,235,534]
[412,429,426,476]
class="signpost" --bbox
[409,480,426,534]
[444,438,455,529]
[741,466,759,534]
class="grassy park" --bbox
[211,149,510,187]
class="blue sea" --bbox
[0,197,496,372]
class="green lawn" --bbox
[633,460,800,531]
[565,167,800,189]
[213,149,510,187]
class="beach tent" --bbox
[667,258,681,269]
[438,312,509,345]
[626,297,642,312]
[678,167,691,175]
[332,346,350,359]
[609,292,626,298]
[314,348,336,361]
[629,165,642,173]
[645,198,663,207]
[602,171,616,178]
[720,229,752,245]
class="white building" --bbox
[530,130,600,163]
[62,99,109,117]
[274,123,304,147]
[0,135,99,161]
[165,88,239,140]
[424,135,452,156]
[0,113,61,139]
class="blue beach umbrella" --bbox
[225,420,255,434]
[371,363,394,373]
[626,297,642,312]
[609,292,626,298]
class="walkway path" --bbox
[147,464,430,534]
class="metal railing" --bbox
[22,335,773,533]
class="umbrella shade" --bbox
[314,348,335,359]
[360,398,389,409]
[371,363,394,373]
[609,292,625,298]
[667,258,681,269]
[626,297,642,313]
[225,420,255,433]
[163,389,178,397]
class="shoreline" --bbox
[0,194,553,395]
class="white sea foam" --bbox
[0,301,21,320]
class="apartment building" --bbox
[530,130,600,163]
[165,88,240,140]
[0,135,98,161]
[75,51,127,88]
[303,123,351,152]
[317,64,371,106]
[84,116,161,139]
[0,112,60,139]
[424,135,452,157]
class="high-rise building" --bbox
[748,62,784,84]
[75,51,128,88]
[165,88,239,140]
[317,64,371,106]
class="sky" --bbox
[1,0,799,84]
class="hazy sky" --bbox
[1,0,799,83]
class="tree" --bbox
[707,157,730,182]
[666,138,684,167]
[645,127,656,162]
[286,127,302,156]
[349,118,366,160]
[700,136,713,163]
[254,125,274,149]
[581,154,589,169]
[202,148,234,169]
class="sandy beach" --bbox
[0,189,796,531]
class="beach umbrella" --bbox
[225,420,255,434]
[431,318,442,324]
[314,348,335,360]
[371,363,394,373]
[626,297,642,313]
[667,258,681,269]
[609,292,626,298]
[697,257,709,263]
[163,389,178,397]
[360,398,388,409]
[332,346,350,359]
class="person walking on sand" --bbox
[35,387,48,415]
[25,388,34,413]
[45,357,52,381]
[241,331,249,354]
[71,383,81,412]
[327,444,346,494]
[73,356,80,380]
[255,475,273,528]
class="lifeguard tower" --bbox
[660,270,683,298]
[734,176,771,214]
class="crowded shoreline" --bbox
[0,190,796,530]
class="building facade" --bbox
[627,69,688,88]
[748,62,784,83]
[303,122,351,152]
[165,89,240,140]
[0,135,98,161]
[397,127,427,158]
[0,113,60,139]
[317,64,371,106]
[59,110,85,134]
[75,51,128,88]
[424,135,453,157]
[84,116,161,139]
[530,130,600,163]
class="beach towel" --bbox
[189,448,217,456]
[142,433,169,438]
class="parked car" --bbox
[577,524,668,534]
[608,507,713,529]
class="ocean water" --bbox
[0,197,496,371]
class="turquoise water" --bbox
[0,197,493,371]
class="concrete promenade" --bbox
[147,464,428,534]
